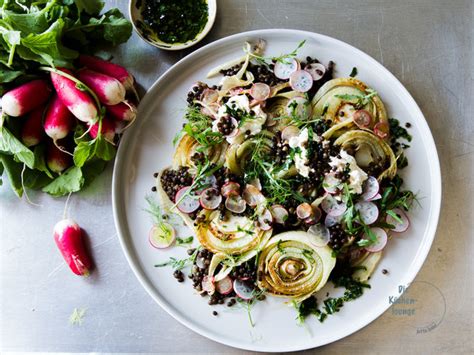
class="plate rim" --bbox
[112,28,442,352]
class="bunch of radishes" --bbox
[1,55,137,176]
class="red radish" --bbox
[175,186,200,213]
[325,213,343,227]
[1,79,51,117]
[50,68,98,123]
[78,55,134,91]
[361,176,379,201]
[289,70,313,92]
[270,204,289,224]
[296,203,313,220]
[233,279,254,300]
[149,223,175,249]
[353,110,373,129]
[323,173,341,194]
[368,193,382,201]
[44,94,75,143]
[221,181,240,197]
[21,105,46,147]
[47,141,72,173]
[364,227,388,252]
[307,206,322,224]
[308,224,330,247]
[88,117,116,141]
[250,83,270,101]
[242,184,265,207]
[374,121,390,139]
[225,193,246,213]
[304,63,326,81]
[321,195,347,216]
[106,101,136,122]
[273,58,299,80]
[257,208,273,231]
[386,208,410,233]
[281,125,300,141]
[202,275,215,294]
[286,96,312,119]
[355,201,379,225]
[53,219,92,276]
[248,178,262,191]
[200,88,219,105]
[77,69,126,106]
[199,187,222,210]
[215,276,233,295]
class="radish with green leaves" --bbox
[1,79,51,117]
[106,101,136,122]
[78,55,134,91]
[53,219,92,276]
[44,94,75,143]
[77,69,126,106]
[50,68,98,123]
[21,105,46,147]
[47,141,72,173]
[88,117,116,142]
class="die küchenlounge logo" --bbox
[388,281,446,334]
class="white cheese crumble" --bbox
[289,128,310,177]
[329,149,368,194]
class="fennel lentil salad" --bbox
[149,40,415,324]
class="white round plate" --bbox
[112,29,441,352]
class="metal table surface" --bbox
[1,0,472,353]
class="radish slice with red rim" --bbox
[368,193,382,201]
[175,186,200,213]
[374,121,390,139]
[243,184,265,207]
[308,224,330,247]
[325,213,343,227]
[199,188,222,210]
[353,110,373,129]
[195,256,206,269]
[215,276,233,295]
[289,70,313,92]
[148,223,175,249]
[286,96,312,119]
[270,204,289,224]
[363,227,388,252]
[360,176,379,201]
[281,125,300,142]
[355,201,379,225]
[250,83,271,101]
[221,181,240,197]
[257,208,273,230]
[273,58,299,79]
[386,208,410,232]
[201,88,219,105]
[323,173,341,194]
[321,195,347,216]
[248,178,262,191]
[194,174,217,194]
[225,193,247,213]
[202,275,215,294]
[233,279,254,300]
[296,202,313,220]
[304,63,326,80]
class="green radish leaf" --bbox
[33,145,53,179]
[73,140,95,167]
[42,166,84,196]
[0,152,23,197]
[0,64,23,82]
[82,158,107,188]
[1,9,50,35]
[95,136,116,161]
[23,168,53,190]
[0,160,3,185]
[74,0,105,16]
[0,125,35,169]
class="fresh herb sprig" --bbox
[236,288,266,327]
[154,247,200,271]
[334,89,378,109]
[247,40,306,65]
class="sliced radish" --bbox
[243,184,265,207]
[321,195,347,216]
[270,204,289,224]
[202,275,215,294]
[289,70,313,92]
[386,208,410,233]
[308,224,330,247]
[296,203,313,220]
[286,96,312,119]
[215,276,233,295]
[250,83,271,101]
[199,188,222,210]
[248,178,262,191]
[273,58,299,79]
[257,208,273,231]
[323,173,341,194]
[194,174,217,194]
[363,227,388,252]
[175,186,200,213]
[325,213,343,227]
[353,110,373,129]
[360,176,379,201]
[221,181,240,197]
[201,88,219,105]
[281,125,300,142]
[368,193,382,201]
[148,223,175,249]
[195,256,206,269]
[225,193,247,213]
[311,206,322,223]
[374,121,390,139]
[355,201,379,225]
[233,279,254,300]
[304,63,326,81]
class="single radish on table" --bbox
[78,55,135,91]
[53,219,92,276]
[88,117,116,142]
[106,101,136,122]
[21,105,46,147]
[50,68,98,123]
[77,69,126,106]
[1,79,51,117]
[47,141,72,173]
[44,94,75,143]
